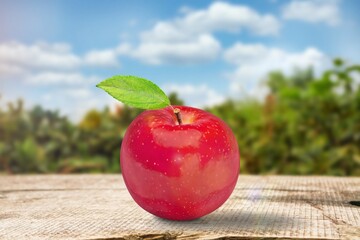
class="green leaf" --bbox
[96,75,170,110]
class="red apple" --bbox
[120,105,239,220]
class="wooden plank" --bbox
[0,175,359,239]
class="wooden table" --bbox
[0,175,359,239]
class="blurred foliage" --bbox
[209,59,360,176]
[0,60,359,175]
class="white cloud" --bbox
[0,42,81,72]
[67,93,119,122]
[180,1,280,36]
[179,6,193,14]
[132,34,221,65]
[224,42,330,99]
[0,40,119,122]
[163,83,225,107]
[84,49,119,67]
[0,63,26,76]
[64,88,92,99]
[25,72,100,85]
[143,2,280,40]
[116,43,132,55]
[0,41,122,81]
[130,1,280,65]
[282,0,341,26]
[35,86,119,122]
[224,43,269,65]
[225,43,327,69]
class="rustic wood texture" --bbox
[0,175,359,240]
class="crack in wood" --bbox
[88,234,342,240]
[304,200,360,239]
[88,232,182,240]
[348,201,360,207]
[305,200,347,226]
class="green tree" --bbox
[209,59,360,175]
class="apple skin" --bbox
[120,105,239,221]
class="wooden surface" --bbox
[0,175,359,240]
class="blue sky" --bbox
[1,0,359,121]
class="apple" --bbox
[96,76,240,220]
[120,105,240,221]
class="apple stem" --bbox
[173,108,182,125]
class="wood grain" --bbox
[0,175,359,239]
